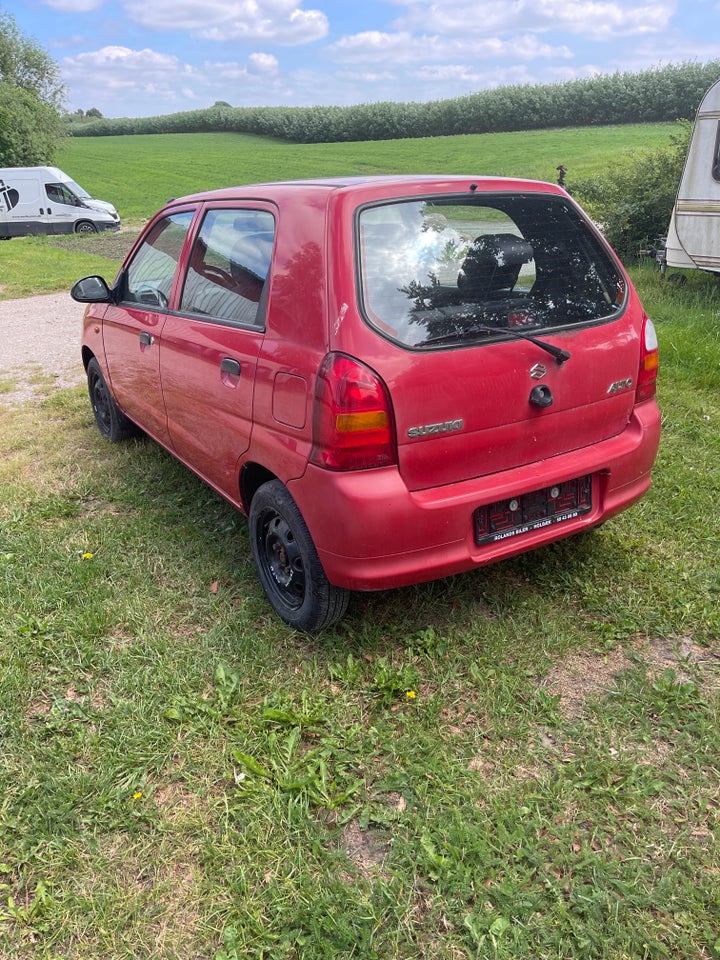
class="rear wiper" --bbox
[422,322,571,364]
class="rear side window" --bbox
[180,208,275,328]
[357,194,625,348]
[121,211,194,308]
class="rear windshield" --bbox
[357,193,625,348]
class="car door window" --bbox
[121,211,194,308]
[180,208,275,328]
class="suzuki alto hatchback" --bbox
[72,175,661,631]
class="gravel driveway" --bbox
[0,292,87,404]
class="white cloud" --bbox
[122,0,329,44]
[388,0,676,39]
[65,44,190,76]
[327,30,572,65]
[61,45,287,114]
[248,52,280,74]
[44,0,105,11]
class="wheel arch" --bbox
[81,345,95,370]
[239,461,277,515]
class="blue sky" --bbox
[5,0,720,118]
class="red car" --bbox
[72,175,660,630]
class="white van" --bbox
[0,166,120,238]
[664,77,720,274]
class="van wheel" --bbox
[86,358,137,442]
[249,480,350,631]
[75,221,98,234]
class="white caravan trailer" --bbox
[0,166,120,238]
[664,78,720,274]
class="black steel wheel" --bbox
[249,480,350,631]
[86,357,137,442]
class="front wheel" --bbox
[75,220,98,234]
[86,357,137,442]
[249,480,350,631]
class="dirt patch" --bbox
[342,820,390,880]
[543,635,719,718]
[43,229,139,260]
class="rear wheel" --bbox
[249,480,350,631]
[86,357,137,442]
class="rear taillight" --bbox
[311,353,397,470]
[636,315,659,402]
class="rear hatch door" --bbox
[353,190,638,491]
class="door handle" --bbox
[139,331,155,346]
[220,358,241,377]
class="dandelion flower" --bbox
[82,552,94,560]
[405,690,416,700]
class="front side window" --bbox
[180,208,275,327]
[45,182,79,206]
[121,211,195,308]
[357,194,625,349]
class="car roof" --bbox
[170,174,565,208]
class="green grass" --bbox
[1,128,719,959]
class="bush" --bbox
[571,122,693,260]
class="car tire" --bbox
[75,221,98,234]
[86,357,137,442]
[249,480,350,631]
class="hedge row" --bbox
[69,60,720,143]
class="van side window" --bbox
[121,211,194,308]
[180,208,275,328]
[45,183,79,206]
[713,122,720,182]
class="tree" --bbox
[0,10,66,165]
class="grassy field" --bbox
[1,127,719,959]
[57,122,680,222]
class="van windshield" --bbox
[66,179,91,199]
[357,194,625,348]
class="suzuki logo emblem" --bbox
[530,363,547,380]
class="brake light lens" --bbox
[636,315,659,402]
[311,353,397,470]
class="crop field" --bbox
[0,126,718,959]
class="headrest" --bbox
[458,233,533,297]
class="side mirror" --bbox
[71,275,112,303]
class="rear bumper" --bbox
[287,400,661,591]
